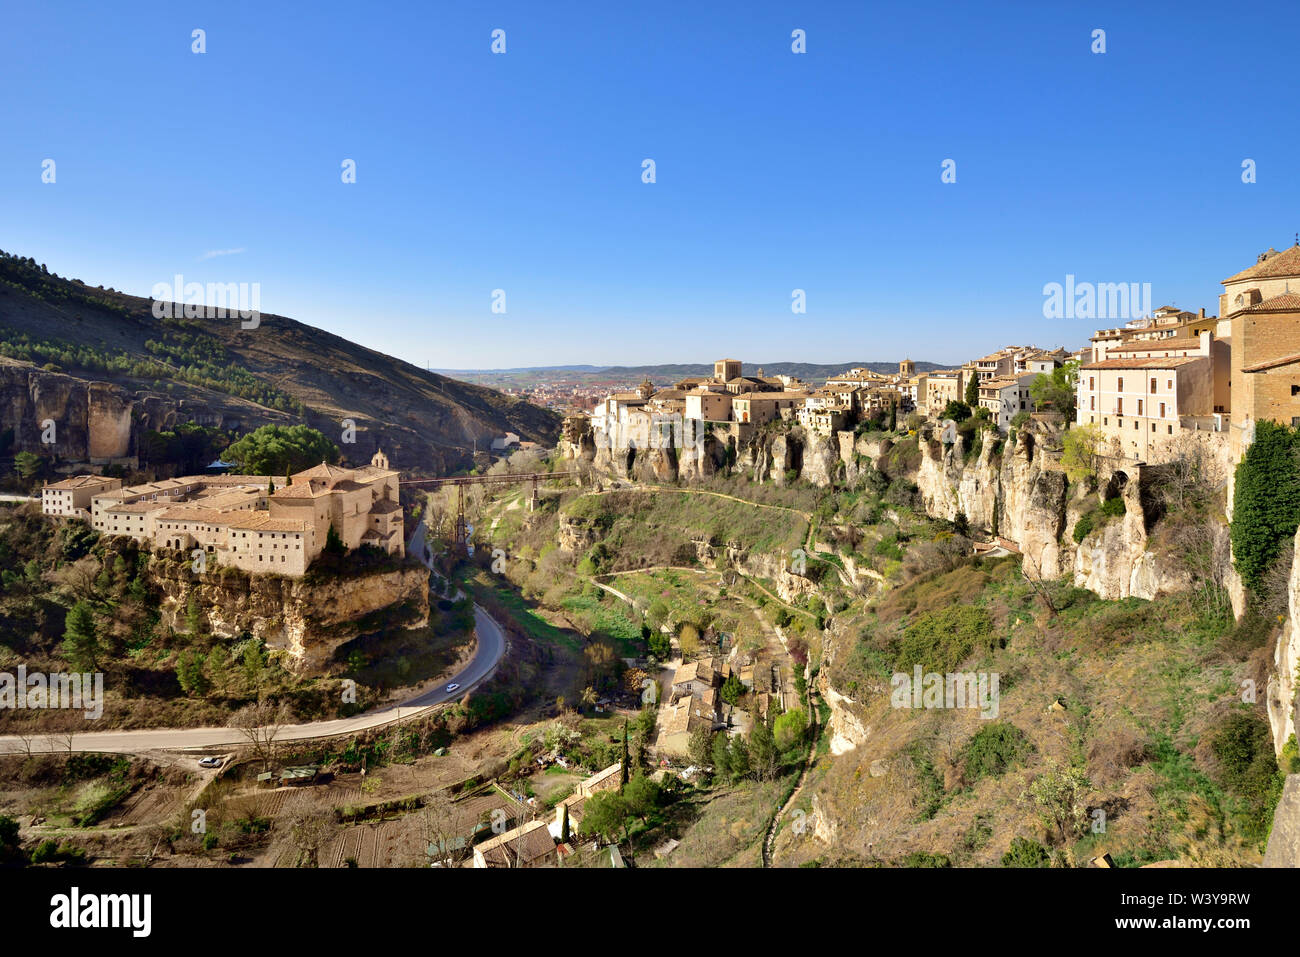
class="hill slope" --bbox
[0,251,559,474]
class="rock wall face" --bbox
[0,361,273,466]
[86,382,133,462]
[588,418,838,489]
[1264,775,1300,867]
[1,364,100,459]
[913,429,1072,579]
[1268,528,1300,754]
[153,560,430,674]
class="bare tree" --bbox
[280,796,335,868]
[1020,551,1059,618]
[47,556,102,605]
[421,789,474,867]
[228,700,290,772]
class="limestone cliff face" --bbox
[557,513,600,553]
[1264,775,1300,867]
[1268,528,1300,754]
[802,431,841,488]
[0,362,134,463]
[913,429,1072,580]
[152,559,430,674]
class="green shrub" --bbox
[1072,512,1095,543]
[964,721,1033,780]
[896,606,996,673]
[898,851,952,867]
[1099,495,1126,518]
[1231,420,1300,592]
[1209,710,1286,844]
[1001,836,1050,867]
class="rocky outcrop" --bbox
[914,426,1072,579]
[588,420,842,489]
[822,682,870,755]
[1072,474,1154,599]
[557,513,600,553]
[1264,775,1300,867]
[801,431,841,488]
[152,559,430,674]
[0,362,137,463]
[1268,528,1300,754]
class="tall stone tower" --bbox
[714,358,742,381]
[900,358,916,378]
[371,448,390,470]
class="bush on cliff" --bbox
[896,605,995,673]
[1231,420,1300,593]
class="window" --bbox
[1137,399,1143,416]
[1167,379,1172,389]
[1159,402,1165,417]
[1089,376,1095,390]
[1292,384,1300,396]
[1150,378,1157,393]
[1116,398,1123,414]
[1117,377,1124,391]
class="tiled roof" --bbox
[1243,352,1300,374]
[1109,336,1203,353]
[1080,356,1203,370]
[980,376,1024,389]
[474,819,555,866]
[156,507,242,524]
[102,501,170,514]
[230,515,309,533]
[1243,292,1300,313]
[291,462,352,482]
[1222,244,1300,283]
[45,475,117,491]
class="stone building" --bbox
[1219,244,1300,454]
[48,449,402,576]
[41,474,122,519]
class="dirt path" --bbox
[762,683,821,868]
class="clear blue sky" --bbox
[3,1,1297,369]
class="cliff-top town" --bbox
[559,244,1300,476]
[6,4,1300,919]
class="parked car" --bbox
[198,757,223,769]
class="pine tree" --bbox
[62,601,100,671]
[964,373,980,407]
[620,720,630,789]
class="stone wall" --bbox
[153,559,430,674]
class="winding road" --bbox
[0,576,508,757]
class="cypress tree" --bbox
[620,720,630,789]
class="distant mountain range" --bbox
[433,360,947,388]
[0,252,559,474]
